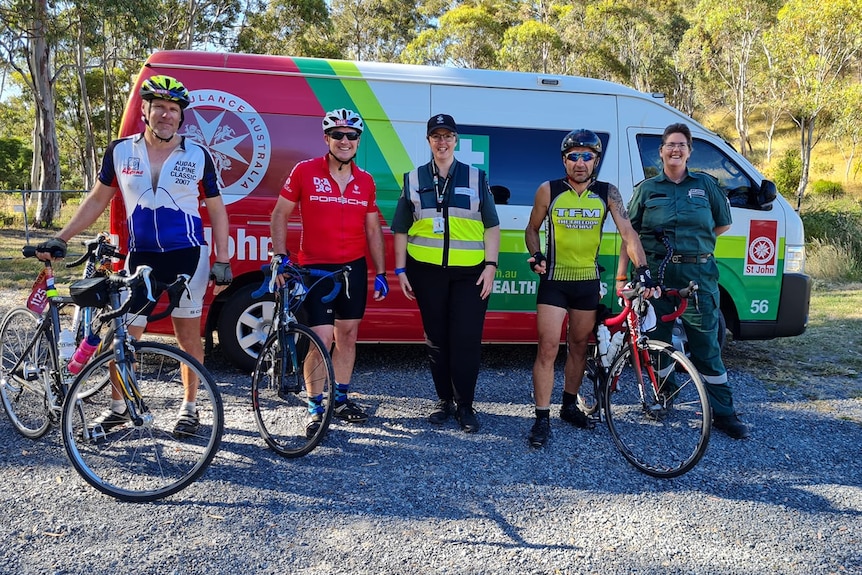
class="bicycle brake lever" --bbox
[140,267,156,302]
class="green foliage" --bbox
[771,148,802,198]
[0,138,32,190]
[809,180,844,199]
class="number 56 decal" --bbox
[750,300,770,314]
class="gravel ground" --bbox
[1,290,861,575]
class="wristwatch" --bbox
[484,261,498,268]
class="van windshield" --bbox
[636,134,753,208]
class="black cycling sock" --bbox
[562,391,578,407]
[535,407,550,420]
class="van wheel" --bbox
[216,283,275,372]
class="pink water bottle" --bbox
[68,334,101,375]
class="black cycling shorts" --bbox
[302,257,368,327]
[536,278,601,311]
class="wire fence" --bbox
[0,189,89,245]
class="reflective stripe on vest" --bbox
[405,164,486,267]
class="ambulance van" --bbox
[113,50,811,371]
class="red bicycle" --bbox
[577,280,711,478]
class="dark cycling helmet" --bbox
[561,129,602,156]
[139,75,191,109]
[322,108,364,134]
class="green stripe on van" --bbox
[292,58,413,221]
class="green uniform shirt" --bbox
[629,169,731,258]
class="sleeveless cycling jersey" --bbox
[99,134,219,253]
[279,155,378,265]
[544,179,609,281]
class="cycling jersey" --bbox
[544,179,609,281]
[98,134,220,253]
[279,155,378,265]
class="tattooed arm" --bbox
[607,184,648,269]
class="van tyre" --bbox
[216,283,275,372]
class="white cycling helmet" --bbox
[322,108,364,134]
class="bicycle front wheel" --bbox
[0,307,53,438]
[60,342,224,502]
[604,339,711,478]
[252,324,335,458]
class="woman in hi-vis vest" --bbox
[392,114,500,434]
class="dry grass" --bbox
[723,283,862,403]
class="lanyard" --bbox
[432,162,451,212]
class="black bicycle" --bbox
[0,235,122,438]
[58,264,224,501]
[250,256,350,458]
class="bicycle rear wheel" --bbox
[604,339,711,478]
[0,307,53,438]
[252,324,335,458]
[60,342,224,502]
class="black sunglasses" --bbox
[328,131,360,141]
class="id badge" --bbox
[432,216,445,234]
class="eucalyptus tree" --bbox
[574,0,686,99]
[235,0,336,58]
[763,0,862,208]
[683,0,778,157]
[498,18,565,73]
[329,0,426,62]
[826,83,862,183]
[400,1,512,69]
[0,0,63,224]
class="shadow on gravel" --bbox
[194,343,862,525]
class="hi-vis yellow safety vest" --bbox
[404,161,488,267]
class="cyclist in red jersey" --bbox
[270,109,388,433]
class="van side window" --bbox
[636,134,754,209]
[459,125,609,207]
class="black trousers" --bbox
[407,257,489,408]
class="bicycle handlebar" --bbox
[604,280,698,328]
[64,233,126,269]
[251,260,350,305]
[98,267,189,323]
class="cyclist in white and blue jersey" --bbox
[37,75,232,438]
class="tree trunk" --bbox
[29,0,61,227]
[76,20,97,190]
[796,117,815,212]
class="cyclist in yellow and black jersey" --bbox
[524,129,655,448]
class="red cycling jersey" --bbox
[279,155,378,265]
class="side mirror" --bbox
[754,179,777,210]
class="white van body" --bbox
[116,51,811,370]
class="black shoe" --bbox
[428,399,456,424]
[88,409,130,434]
[172,410,200,438]
[560,403,595,429]
[455,405,480,433]
[528,417,551,448]
[713,413,750,439]
[305,411,323,439]
[333,400,368,424]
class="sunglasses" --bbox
[566,151,596,162]
[328,131,360,141]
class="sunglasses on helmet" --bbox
[328,131,360,141]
